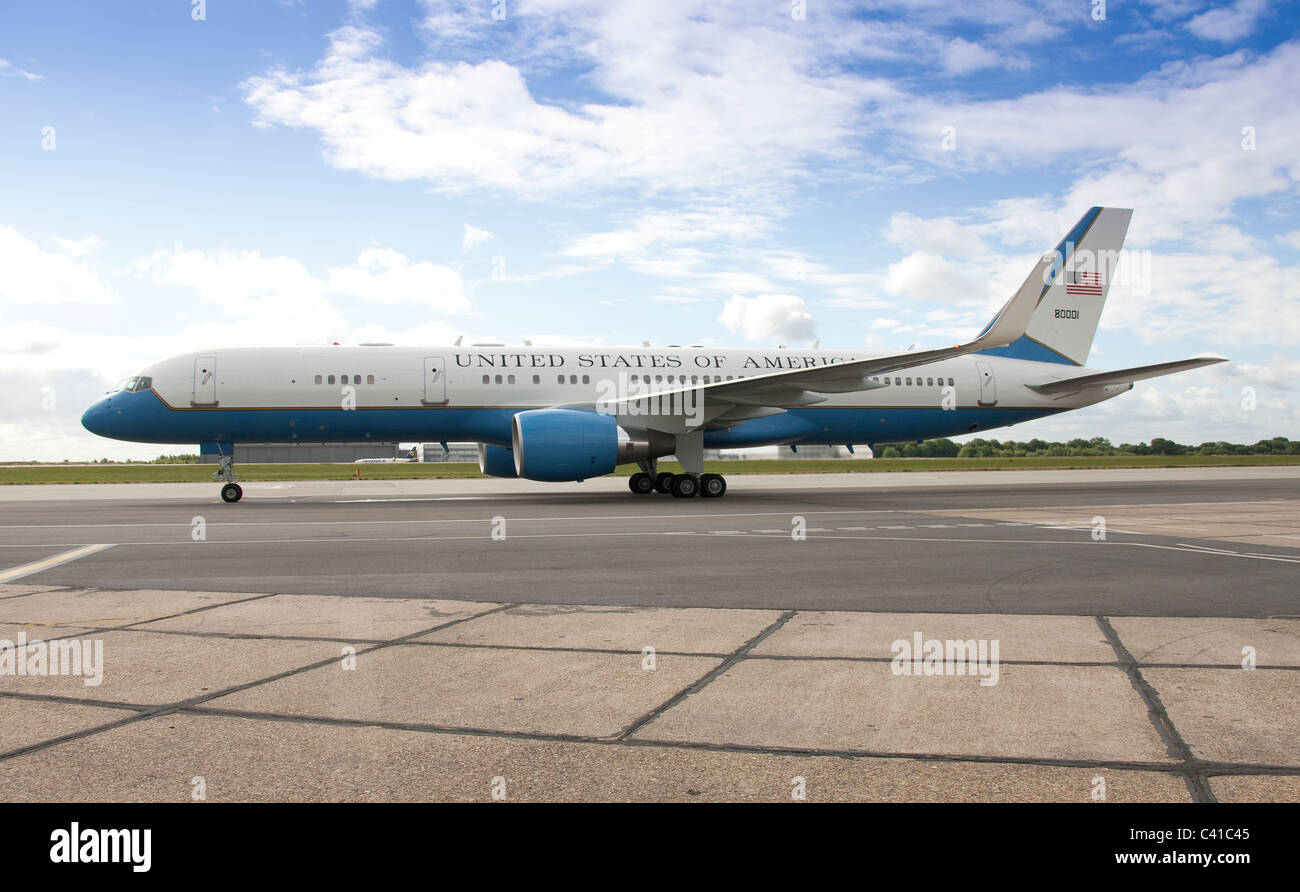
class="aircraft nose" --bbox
[81,397,116,438]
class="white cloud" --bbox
[0,59,42,80]
[462,223,494,252]
[137,244,470,321]
[718,293,816,343]
[882,252,990,306]
[1186,0,1270,42]
[942,38,1013,75]
[327,247,470,310]
[242,11,890,201]
[902,42,1300,240]
[884,212,986,256]
[54,235,102,257]
[0,227,115,305]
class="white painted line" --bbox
[1130,542,1300,564]
[1176,542,1240,554]
[334,497,493,502]
[0,543,116,583]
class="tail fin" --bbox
[980,206,1133,366]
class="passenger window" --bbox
[581,375,589,384]
[315,375,322,385]
[366,375,374,385]
[558,375,565,384]
[482,375,489,384]
[948,377,954,386]
[927,377,933,386]
[532,375,540,384]
[570,375,578,384]
[894,377,901,385]
[508,375,515,384]
[495,375,503,384]
[328,375,336,385]
[906,377,912,385]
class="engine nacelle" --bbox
[510,409,675,482]
[477,443,518,478]
[512,409,616,482]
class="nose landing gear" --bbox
[213,448,243,502]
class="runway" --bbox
[1,467,1296,802]
[1,467,1297,616]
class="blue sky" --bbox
[1,0,1298,459]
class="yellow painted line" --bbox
[0,543,116,583]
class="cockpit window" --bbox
[114,376,152,393]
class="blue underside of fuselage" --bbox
[83,390,1060,451]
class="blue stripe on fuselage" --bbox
[84,389,1060,450]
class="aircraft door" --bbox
[975,360,997,406]
[192,356,218,407]
[422,356,448,406]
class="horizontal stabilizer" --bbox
[1027,356,1227,394]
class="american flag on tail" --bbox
[1064,270,1103,295]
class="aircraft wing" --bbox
[1025,356,1228,395]
[561,243,1052,432]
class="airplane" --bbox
[81,206,1226,502]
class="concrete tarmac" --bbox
[0,467,1295,802]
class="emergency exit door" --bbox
[975,361,997,406]
[422,356,448,406]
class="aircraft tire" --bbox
[669,474,699,498]
[628,472,654,494]
[699,473,726,498]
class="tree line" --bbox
[876,436,1300,459]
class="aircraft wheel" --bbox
[699,473,727,498]
[628,472,654,495]
[669,474,699,498]
[654,472,675,493]
[220,483,243,503]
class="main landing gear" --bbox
[214,449,243,503]
[627,434,721,498]
[628,469,727,499]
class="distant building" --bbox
[775,445,871,460]
[417,442,478,463]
